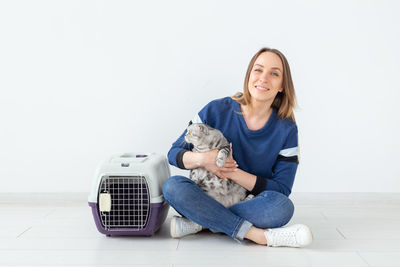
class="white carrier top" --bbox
[88,153,170,204]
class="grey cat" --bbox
[184,123,253,208]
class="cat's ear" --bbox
[198,124,208,134]
[188,120,193,126]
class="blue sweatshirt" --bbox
[167,97,299,197]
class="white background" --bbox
[0,0,399,193]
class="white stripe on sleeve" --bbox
[192,114,202,124]
[279,147,298,157]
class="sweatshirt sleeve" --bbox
[250,124,299,197]
[167,106,207,169]
[167,129,193,169]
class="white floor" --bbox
[1,193,400,267]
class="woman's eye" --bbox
[254,69,262,72]
[272,72,279,76]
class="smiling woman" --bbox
[232,47,297,124]
[163,47,312,248]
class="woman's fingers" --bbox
[219,166,238,172]
[224,159,238,168]
[225,157,237,164]
[215,171,228,179]
[224,160,236,166]
[225,157,236,163]
[204,144,237,178]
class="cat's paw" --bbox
[216,157,226,167]
[244,194,254,201]
[216,149,229,167]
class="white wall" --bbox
[0,0,399,193]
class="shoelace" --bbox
[270,228,298,246]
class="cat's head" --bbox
[184,123,222,148]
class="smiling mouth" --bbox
[255,85,269,91]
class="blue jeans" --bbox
[162,175,294,242]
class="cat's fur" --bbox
[184,123,253,207]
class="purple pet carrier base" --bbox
[88,201,169,236]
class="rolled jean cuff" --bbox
[235,220,253,241]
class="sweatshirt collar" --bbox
[233,99,277,135]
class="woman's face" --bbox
[248,52,284,104]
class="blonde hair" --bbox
[232,47,297,123]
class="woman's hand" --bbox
[219,143,238,179]
[200,143,238,179]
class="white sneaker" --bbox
[170,216,203,238]
[264,224,313,247]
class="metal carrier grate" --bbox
[98,176,150,230]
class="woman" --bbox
[162,48,313,247]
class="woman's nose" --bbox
[259,76,268,83]
[263,72,272,82]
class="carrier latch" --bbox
[99,193,112,212]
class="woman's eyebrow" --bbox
[255,64,282,72]
[271,67,282,72]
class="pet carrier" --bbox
[88,153,170,236]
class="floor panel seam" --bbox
[336,227,347,239]
[356,250,372,267]
[16,227,32,239]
